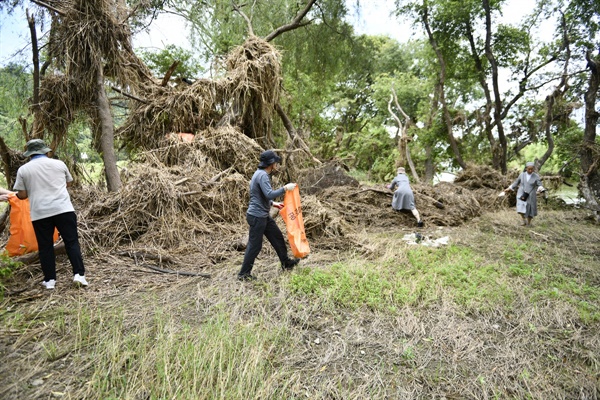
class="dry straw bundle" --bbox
[75,145,250,257]
[36,0,152,144]
[119,36,282,151]
[454,165,518,209]
[35,75,88,140]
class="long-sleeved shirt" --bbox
[246,169,285,218]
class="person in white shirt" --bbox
[13,139,88,290]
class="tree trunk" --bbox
[579,51,600,218]
[422,2,467,170]
[405,142,420,184]
[465,20,499,169]
[95,67,122,192]
[27,10,42,140]
[424,145,435,183]
[482,0,508,174]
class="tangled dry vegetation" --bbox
[66,140,526,271]
[118,36,283,151]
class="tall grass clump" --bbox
[83,306,292,399]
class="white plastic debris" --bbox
[402,233,450,247]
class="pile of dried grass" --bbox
[38,0,152,143]
[454,165,513,190]
[118,36,282,151]
[74,138,251,258]
[195,126,264,177]
[301,195,348,240]
[301,180,486,231]
[36,75,90,141]
[297,162,360,195]
[454,165,518,210]
[414,182,482,225]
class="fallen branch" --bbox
[178,168,235,196]
[31,0,65,15]
[116,250,178,264]
[208,166,233,183]
[161,61,180,87]
[110,86,148,104]
[348,187,392,197]
[274,103,321,165]
[12,242,66,264]
[140,263,211,278]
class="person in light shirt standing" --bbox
[13,139,88,289]
[504,161,545,226]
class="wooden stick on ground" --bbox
[140,263,211,278]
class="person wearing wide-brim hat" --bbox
[238,150,301,281]
[13,139,88,289]
[504,161,545,226]
[388,167,423,227]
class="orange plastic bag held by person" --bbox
[279,186,310,258]
[5,195,58,256]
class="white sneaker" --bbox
[73,274,89,287]
[41,279,56,290]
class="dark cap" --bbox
[258,150,281,168]
[23,139,52,157]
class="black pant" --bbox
[32,212,85,281]
[239,214,288,276]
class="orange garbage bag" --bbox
[279,186,310,258]
[5,195,58,256]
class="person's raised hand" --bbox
[284,183,297,191]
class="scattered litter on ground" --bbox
[402,233,450,247]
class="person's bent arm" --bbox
[15,190,28,200]
[259,174,285,200]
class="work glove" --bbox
[272,201,284,210]
[284,183,297,191]
[537,186,546,193]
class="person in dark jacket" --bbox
[238,150,300,281]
